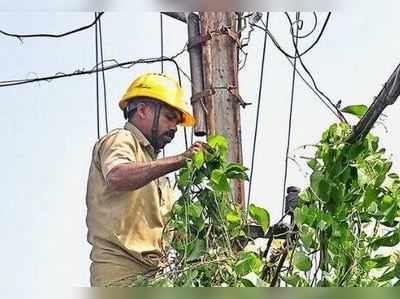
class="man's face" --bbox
[155,104,182,149]
[135,101,183,150]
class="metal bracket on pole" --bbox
[191,88,215,105]
[226,85,251,108]
[219,26,242,49]
[188,33,212,50]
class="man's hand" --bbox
[182,141,207,160]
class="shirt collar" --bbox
[124,122,159,158]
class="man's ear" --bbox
[135,103,149,120]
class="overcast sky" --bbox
[1,4,400,296]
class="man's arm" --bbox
[106,141,204,192]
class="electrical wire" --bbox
[0,13,104,41]
[98,12,109,134]
[160,12,166,158]
[250,12,331,59]
[247,13,269,212]
[0,57,184,88]
[293,12,318,39]
[94,13,100,139]
[284,12,347,123]
[282,12,300,217]
[284,54,342,121]
[160,13,164,74]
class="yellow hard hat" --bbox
[119,73,195,127]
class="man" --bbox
[86,73,203,287]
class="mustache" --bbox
[162,129,176,139]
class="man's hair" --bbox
[126,97,158,121]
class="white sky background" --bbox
[1,4,400,295]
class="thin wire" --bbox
[250,12,331,59]
[284,12,347,123]
[184,128,188,150]
[98,11,109,134]
[294,12,318,39]
[247,13,269,212]
[284,54,341,120]
[0,57,184,88]
[94,13,100,139]
[282,12,300,216]
[160,13,166,158]
[0,13,104,40]
[160,13,164,74]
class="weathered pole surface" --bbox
[200,12,245,207]
[187,13,207,136]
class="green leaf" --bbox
[152,277,174,287]
[226,212,241,224]
[248,204,270,233]
[177,167,191,190]
[240,272,268,287]
[361,255,391,270]
[235,251,262,276]
[187,239,206,261]
[371,230,400,249]
[377,269,397,282]
[210,169,230,192]
[293,251,312,272]
[389,173,399,180]
[282,274,308,287]
[307,159,319,171]
[225,163,249,180]
[299,226,315,249]
[188,201,203,219]
[395,260,400,279]
[208,135,228,158]
[310,171,324,194]
[193,150,205,169]
[341,104,368,118]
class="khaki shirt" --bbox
[86,122,176,287]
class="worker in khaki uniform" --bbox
[86,73,204,287]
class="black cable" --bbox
[184,128,188,150]
[247,13,269,212]
[282,12,300,217]
[0,13,104,40]
[284,54,342,120]
[285,12,347,123]
[94,13,100,139]
[160,13,164,74]
[0,57,183,88]
[250,12,331,59]
[98,12,109,134]
[293,12,318,39]
[160,13,166,158]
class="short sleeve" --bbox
[98,130,138,179]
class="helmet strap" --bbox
[150,102,162,151]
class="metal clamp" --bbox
[188,32,212,50]
[226,85,251,108]
[190,88,215,104]
[219,26,242,49]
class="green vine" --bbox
[286,121,400,286]
[131,109,400,287]
[132,135,270,287]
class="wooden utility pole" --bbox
[165,11,246,207]
[199,12,245,207]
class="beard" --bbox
[156,129,176,149]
